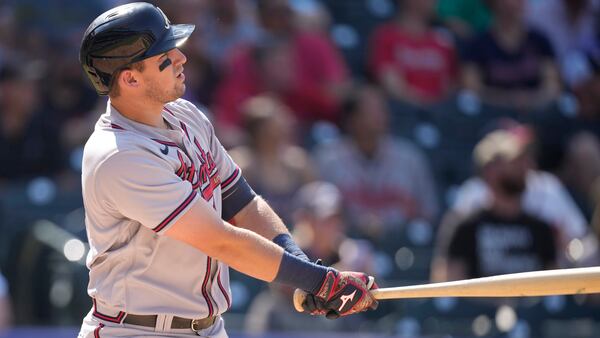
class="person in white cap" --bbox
[432,126,558,281]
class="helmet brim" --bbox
[144,24,195,58]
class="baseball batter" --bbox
[77,3,378,338]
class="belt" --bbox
[123,314,217,332]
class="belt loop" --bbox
[154,314,169,332]
[164,314,174,332]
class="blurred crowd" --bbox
[1,0,600,336]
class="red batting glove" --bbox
[314,269,378,319]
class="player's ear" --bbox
[119,70,140,90]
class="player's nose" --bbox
[172,48,187,66]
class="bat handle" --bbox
[293,288,308,312]
[292,276,376,313]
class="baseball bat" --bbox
[293,267,600,312]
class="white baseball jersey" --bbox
[81,98,253,321]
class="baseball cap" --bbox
[473,123,533,168]
[294,181,342,219]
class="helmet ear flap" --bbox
[82,64,110,95]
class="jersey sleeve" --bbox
[94,150,200,234]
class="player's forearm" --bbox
[167,198,319,285]
[210,223,285,282]
[233,196,309,261]
[232,196,289,240]
[213,224,329,294]
[166,199,285,281]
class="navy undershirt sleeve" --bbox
[273,233,310,261]
[275,251,330,294]
[222,175,256,221]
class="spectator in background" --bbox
[534,54,600,222]
[368,0,458,106]
[0,270,10,332]
[314,84,438,245]
[44,47,100,154]
[526,0,599,88]
[202,0,259,67]
[558,132,600,221]
[244,181,376,334]
[291,181,377,274]
[229,95,315,224]
[432,127,558,281]
[289,0,331,34]
[0,4,18,64]
[461,0,562,112]
[436,0,492,41]
[291,181,345,266]
[449,120,595,267]
[213,0,351,145]
[572,51,600,123]
[153,0,209,26]
[0,61,64,181]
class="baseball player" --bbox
[77,3,377,338]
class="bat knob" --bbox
[293,288,308,312]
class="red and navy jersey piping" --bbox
[221,168,240,190]
[201,257,215,317]
[163,106,176,117]
[92,298,125,323]
[216,266,231,310]
[93,323,104,338]
[153,190,197,233]
[176,151,187,177]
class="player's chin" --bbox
[162,86,185,103]
[173,84,186,99]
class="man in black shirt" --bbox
[432,126,557,281]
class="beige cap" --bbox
[473,129,531,168]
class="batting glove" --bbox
[314,269,378,319]
[300,259,329,316]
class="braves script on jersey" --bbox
[82,98,247,322]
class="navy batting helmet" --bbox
[79,2,195,95]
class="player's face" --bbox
[141,48,187,103]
